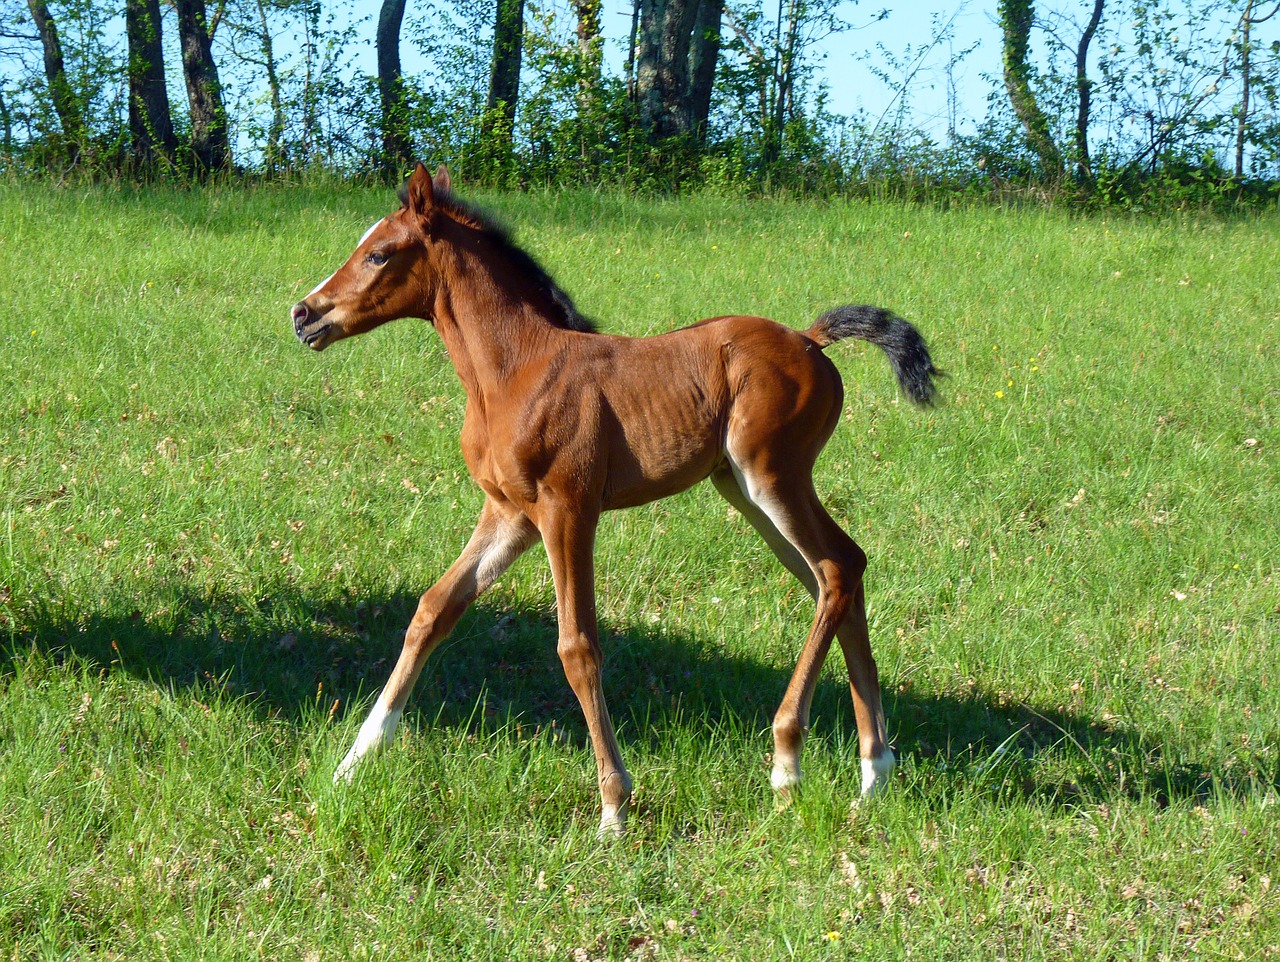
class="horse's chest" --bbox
[459,412,542,506]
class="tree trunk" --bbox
[126,0,177,171]
[26,0,85,163]
[634,0,701,141]
[998,0,1063,179]
[1237,3,1252,178]
[254,0,286,172]
[1234,2,1280,177]
[573,0,605,163]
[0,90,12,157]
[625,0,641,102]
[686,0,722,144]
[575,0,604,91]
[300,4,319,164]
[1074,0,1104,184]
[768,0,801,164]
[484,0,525,156]
[377,0,411,176]
[175,0,231,173]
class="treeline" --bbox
[1,0,1278,200]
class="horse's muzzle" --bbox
[291,302,331,350]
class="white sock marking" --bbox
[860,749,896,797]
[598,803,627,837]
[771,762,801,792]
[334,694,402,783]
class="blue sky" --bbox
[810,3,1002,136]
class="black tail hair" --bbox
[811,305,942,406]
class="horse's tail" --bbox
[807,304,941,407]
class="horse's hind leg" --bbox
[334,496,539,781]
[835,579,896,796]
[711,461,894,800]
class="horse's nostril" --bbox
[292,303,309,329]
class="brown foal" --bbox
[291,163,940,834]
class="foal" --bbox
[291,163,940,834]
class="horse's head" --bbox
[291,163,451,351]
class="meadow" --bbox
[1,178,1277,960]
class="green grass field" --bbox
[1,179,1277,960]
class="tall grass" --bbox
[1,181,1277,959]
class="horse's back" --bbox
[532,315,842,509]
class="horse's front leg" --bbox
[334,496,539,781]
[540,504,633,836]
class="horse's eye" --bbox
[367,250,388,267]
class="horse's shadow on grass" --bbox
[5,589,1263,808]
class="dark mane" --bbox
[400,183,598,334]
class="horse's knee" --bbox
[402,609,438,657]
[815,542,866,602]
[557,632,602,687]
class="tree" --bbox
[574,0,609,156]
[26,0,84,163]
[633,0,701,141]
[377,0,412,176]
[999,0,1064,178]
[687,0,722,141]
[219,0,289,171]
[717,0,856,171]
[0,89,11,156]
[1073,0,1105,182]
[1098,1,1241,177]
[483,0,525,158]
[630,0,725,145]
[125,0,177,171]
[175,0,231,172]
[574,0,605,99]
[1235,0,1280,176]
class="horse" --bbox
[291,163,940,835]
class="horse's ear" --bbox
[406,163,435,218]
[433,165,452,196]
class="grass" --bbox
[1,179,1278,960]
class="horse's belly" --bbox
[601,432,722,510]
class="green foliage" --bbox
[484,0,635,188]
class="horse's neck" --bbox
[432,255,558,401]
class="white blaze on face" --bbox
[358,218,384,247]
[305,220,384,301]
[307,273,334,298]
